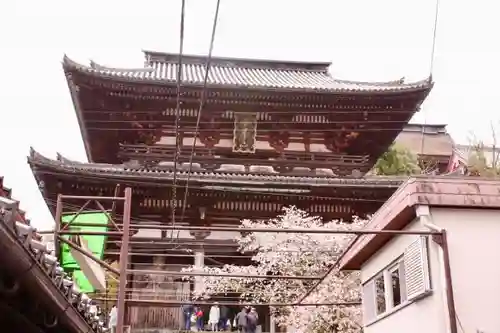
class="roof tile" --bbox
[0,176,105,333]
[63,52,432,93]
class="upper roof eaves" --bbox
[62,52,433,94]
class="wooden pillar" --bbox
[190,230,210,294]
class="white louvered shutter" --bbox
[362,281,376,324]
[404,236,431,300]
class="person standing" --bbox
[182,304,193,331]
[195,306,204,331]
[235,307,248,333]
[246,308,258,333]
[209,303,221,331]
[108,305,117,333]
[219,305,229,331]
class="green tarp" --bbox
[60,212,109,293]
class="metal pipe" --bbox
[127,269,320,280]
[90,298,361,307]
[60,199,91,231]
[59,194,125,201]
[419,207,457,333]
[57,235,119,275]
[54,194,63,259]
[116,188,132,333]
[39,223,440,235]
[440,230,458,333]
[104,251,253,258]
[58,231,123,236]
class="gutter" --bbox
[417,205,458,333]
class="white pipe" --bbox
[422,220,443,232]
[418,206,452,333]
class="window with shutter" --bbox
[404,236,431,301]
[388,261,406,307]
[362,280,376,324]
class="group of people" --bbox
[182,304,259,332]
[234,306,259,333]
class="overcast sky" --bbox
[0,0,498,228]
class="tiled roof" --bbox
[62,51,433,93]
[395,124,455,157]
[28,148,405,188]
[0,176,28,224]
[0,177,106,333]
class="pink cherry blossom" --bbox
[182,206,366,333]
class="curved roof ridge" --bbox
[334,76,405,86]
[142,49,332,72]
[30,148,116,169]
[334,76,432,87]
[63,55,155,73]
[89,59,155,73]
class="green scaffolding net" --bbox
[59,212,109,293]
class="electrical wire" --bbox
[170,0,187,240]
[86,119,413,125]
[82,109,416,115]
[86,127,417,133]
[177,0,223,242]
[420,0,441,160]
[429,0,441,79]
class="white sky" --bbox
[0,0,498,229]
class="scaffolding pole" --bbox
[52,189,443,333]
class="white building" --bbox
[340,176,500,333]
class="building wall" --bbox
[361,208,500,333]
[360,218,447,333]
[431,208,500,333]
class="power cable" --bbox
[170,0,187,239]
[419,0,442,162]
[178,0,222,240]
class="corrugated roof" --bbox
[63,52,433,93]
[28,148,405,188]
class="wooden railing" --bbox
[118,144,371,175]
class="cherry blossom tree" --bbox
[182,207,366,333]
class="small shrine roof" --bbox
[63,51,432,93]
[28,148,405,188]
[0,176,104,333]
